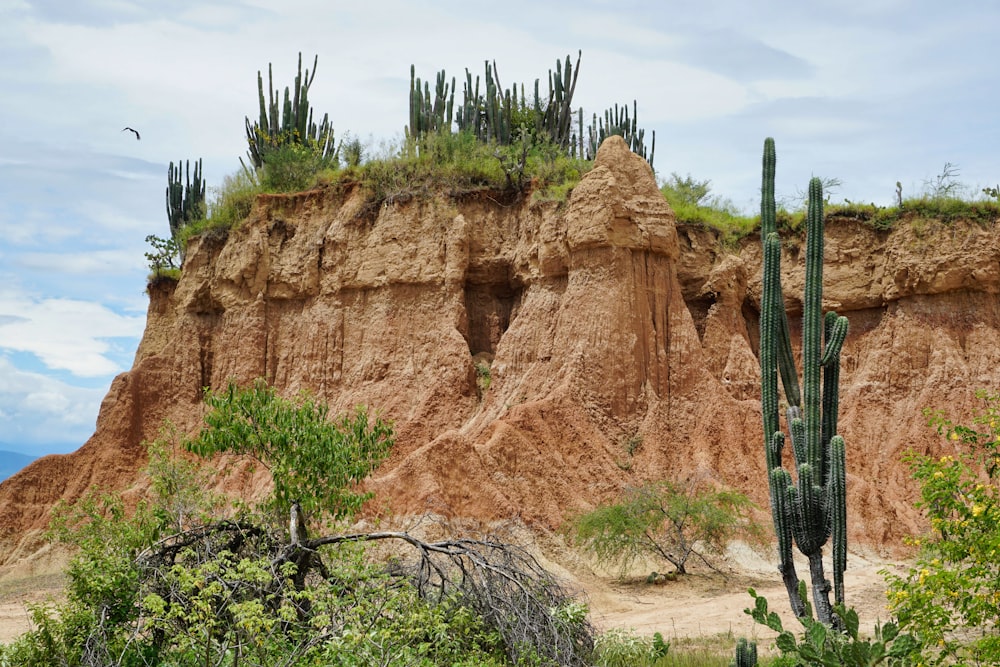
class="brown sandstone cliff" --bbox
[2,136,999,565]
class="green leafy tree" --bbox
[660,172,712,207]
[144,233,180,277]
[571,480,758,576]
[185,378,394,523]
[884,390,1000,665]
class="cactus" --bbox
[584,100,655,169]
[759,138,849,627]
[731,638,758,667]
[539,51,580,149]
[414,52,654,166]
[165,158,205,260]
[243,53,335,171]
[407,66,455,140]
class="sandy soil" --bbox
[0,540,904,649]
[581,545,901,643]
[0,572,65,644]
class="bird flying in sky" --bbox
[121,127,141,140]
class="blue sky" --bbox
[1,0,997,457]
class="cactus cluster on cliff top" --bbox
[409,52,654,169]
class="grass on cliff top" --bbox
[178,131,592,245]
[662,170,1000,248]
[181,142,1000,254]
[330,131,592,209]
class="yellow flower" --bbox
[972,504,985,517]
[950,432,959,441]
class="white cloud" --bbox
[0,356,107,454]
[14,248,146,275]
[0,291,145,377]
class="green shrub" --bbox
[660,174,758,246]
[883,390,1000,665]
[353,130,588,211]
[174,170,262,248]
[144,233,180,277]
[744,588,920,666]
[185,378,394,522]
[571,480,759,576]
[259,140,336,192]
[594,628,669,666]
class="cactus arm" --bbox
[821,313,848,367]
[821,313,848,461]
[761,138,777,236]
[830,435,847,606]
[761,231,782,464]
[802,177,825,471]
[772,467,806,618]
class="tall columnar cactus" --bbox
[759,137,849,627]
[243,53,335,171]
[731,638,758,667]
[165,158,205,258]
[540,51,580,149]
[585,100,655,168]
[407,66,455,139]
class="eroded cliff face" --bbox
[2,136,999,565]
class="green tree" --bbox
[884,390,1000,665]
[185,378,393,523]
[660,172,713,207]
[571,480,758,576]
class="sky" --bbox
[1,0,997,457]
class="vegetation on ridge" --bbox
[144,51,661,280]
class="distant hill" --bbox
[0,450,37,482]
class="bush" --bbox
[883,390,1000,665]
[660,174,758,246]
[174,170,262,250]
[571,480,759,576]
[594,628,670,666]
[185,378,394,522]
[259,140,336,192]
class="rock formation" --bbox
[2,135,999,565]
